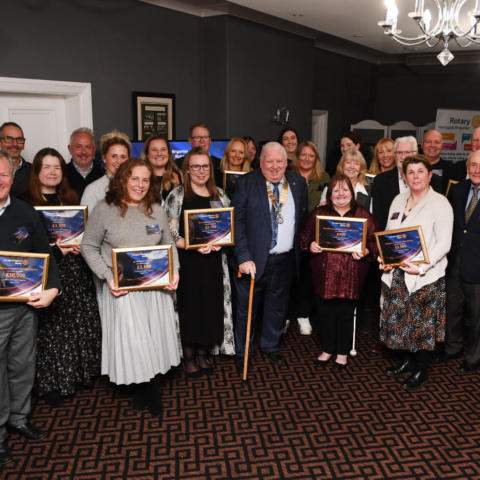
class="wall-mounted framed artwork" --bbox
[132,92,175,141]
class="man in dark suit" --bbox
[175,123,221,170]
[372,135,443,231]
[448,127,480,184]
[232,142,307,366]
[435,150,480,373]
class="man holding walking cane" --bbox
[232,142,307,369]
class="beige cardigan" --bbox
[381,187,453,293]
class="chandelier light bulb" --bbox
[423,9,432,31]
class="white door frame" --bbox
[0,77,93,137]
[312,110,328,169]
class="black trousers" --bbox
[445,250,480,364]
[315,295,357,355]
[235,251,294,357]
[287,252,315,320]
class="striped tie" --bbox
[465,186,479,223]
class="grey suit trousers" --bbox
[0,305,38,442]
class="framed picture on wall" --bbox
[132,92,175,141]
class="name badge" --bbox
[12,226,29,244]
[146,225,160,235]
[210,200,223,208]
[390,212,400,220]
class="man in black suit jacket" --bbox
[448,127,480,185]
[232,142,307,366]
[174,123,220,170]
[436,151,480,373]
[372,136,443,231]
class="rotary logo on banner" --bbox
[435,109,480,162]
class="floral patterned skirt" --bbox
[380,269,446,352]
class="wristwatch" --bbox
[418,266,426,276]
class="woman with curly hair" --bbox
[82,158,181,417]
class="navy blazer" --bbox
[232,168,308,280]
[449,180,480,283]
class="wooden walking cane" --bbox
[239,270,255,386]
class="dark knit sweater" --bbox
[0,196,61,310]
[11,158,32,198]
[67,160,104,199]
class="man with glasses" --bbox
[66,127,104,198]
[175,123,221,170]
[0,122,31,198]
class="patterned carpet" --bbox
[1,323,480,480]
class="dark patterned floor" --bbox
[2,323,480,480]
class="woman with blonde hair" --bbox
[141,134,182,203]
[215,137,251,199]
[368,138,396,175]
[320,149,371,209]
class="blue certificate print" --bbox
[185,208,234,249]
[36,207,87,247]
[375,227,428,267]
[0,254,48,301]
[317,216,366,254]
[114,247,171,290]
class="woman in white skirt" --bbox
[82,158,181,417]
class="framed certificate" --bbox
[35,206,88,247]
[112,245,173,292]
[0,251,50,302]
[184,207,234,250]
[375,226,430,267]
[445,179,459,198]
[365,173,376,185]
[316,216,367,255]
[223,171,247,191]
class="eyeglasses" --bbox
[191,136,211,142]
[1,136,26,145]
[189,164,210,172]
[394,150,415,156]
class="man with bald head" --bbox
[436,150,480,373]
[232,142,307,367]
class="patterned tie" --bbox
[465,186,479,223]
[269,182,280,249]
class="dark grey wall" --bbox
[373,64,480,127]
[313,48,376,159]
[2,0,203,142]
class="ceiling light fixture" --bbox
[378,0,480,65]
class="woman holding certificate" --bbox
[287,141,330,335]
[82,158,181,417]
[300,174,378,371]
[141,134,182,203]
[379,155,453,390]
[165,146,234,379]
[214,138,251,200]
[22,148,101,408]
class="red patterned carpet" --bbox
[2,324,480,480]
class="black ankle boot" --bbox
[385,353,415,378]
[132,383,147,413]
[147,378,163,418]
[401,363,428,390]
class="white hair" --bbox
[69,127,94,145]
[0,149,14,174]
[394,136,418,153]
[260,141,287,161]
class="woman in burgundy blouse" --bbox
[300,174,378,371]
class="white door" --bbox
[312,110,328,169]
[0,93,70,163]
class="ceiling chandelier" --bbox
[378,0,480,65]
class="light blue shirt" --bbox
[0,195,11,217]
[72,160,94,179]
[465,182,480,211]
[13,157,24,175]
[267,177,295,255]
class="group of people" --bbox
[0,119,478,466]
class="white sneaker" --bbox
[297,317,312,335]
[283,320,290,334]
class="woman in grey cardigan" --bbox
[82,158,181,417]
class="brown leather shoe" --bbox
[371,341,386,354]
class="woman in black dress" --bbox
[22,148,102,407]
[165,146,235,379]
[141,134,182,203]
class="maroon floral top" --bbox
[300,203,378,300]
